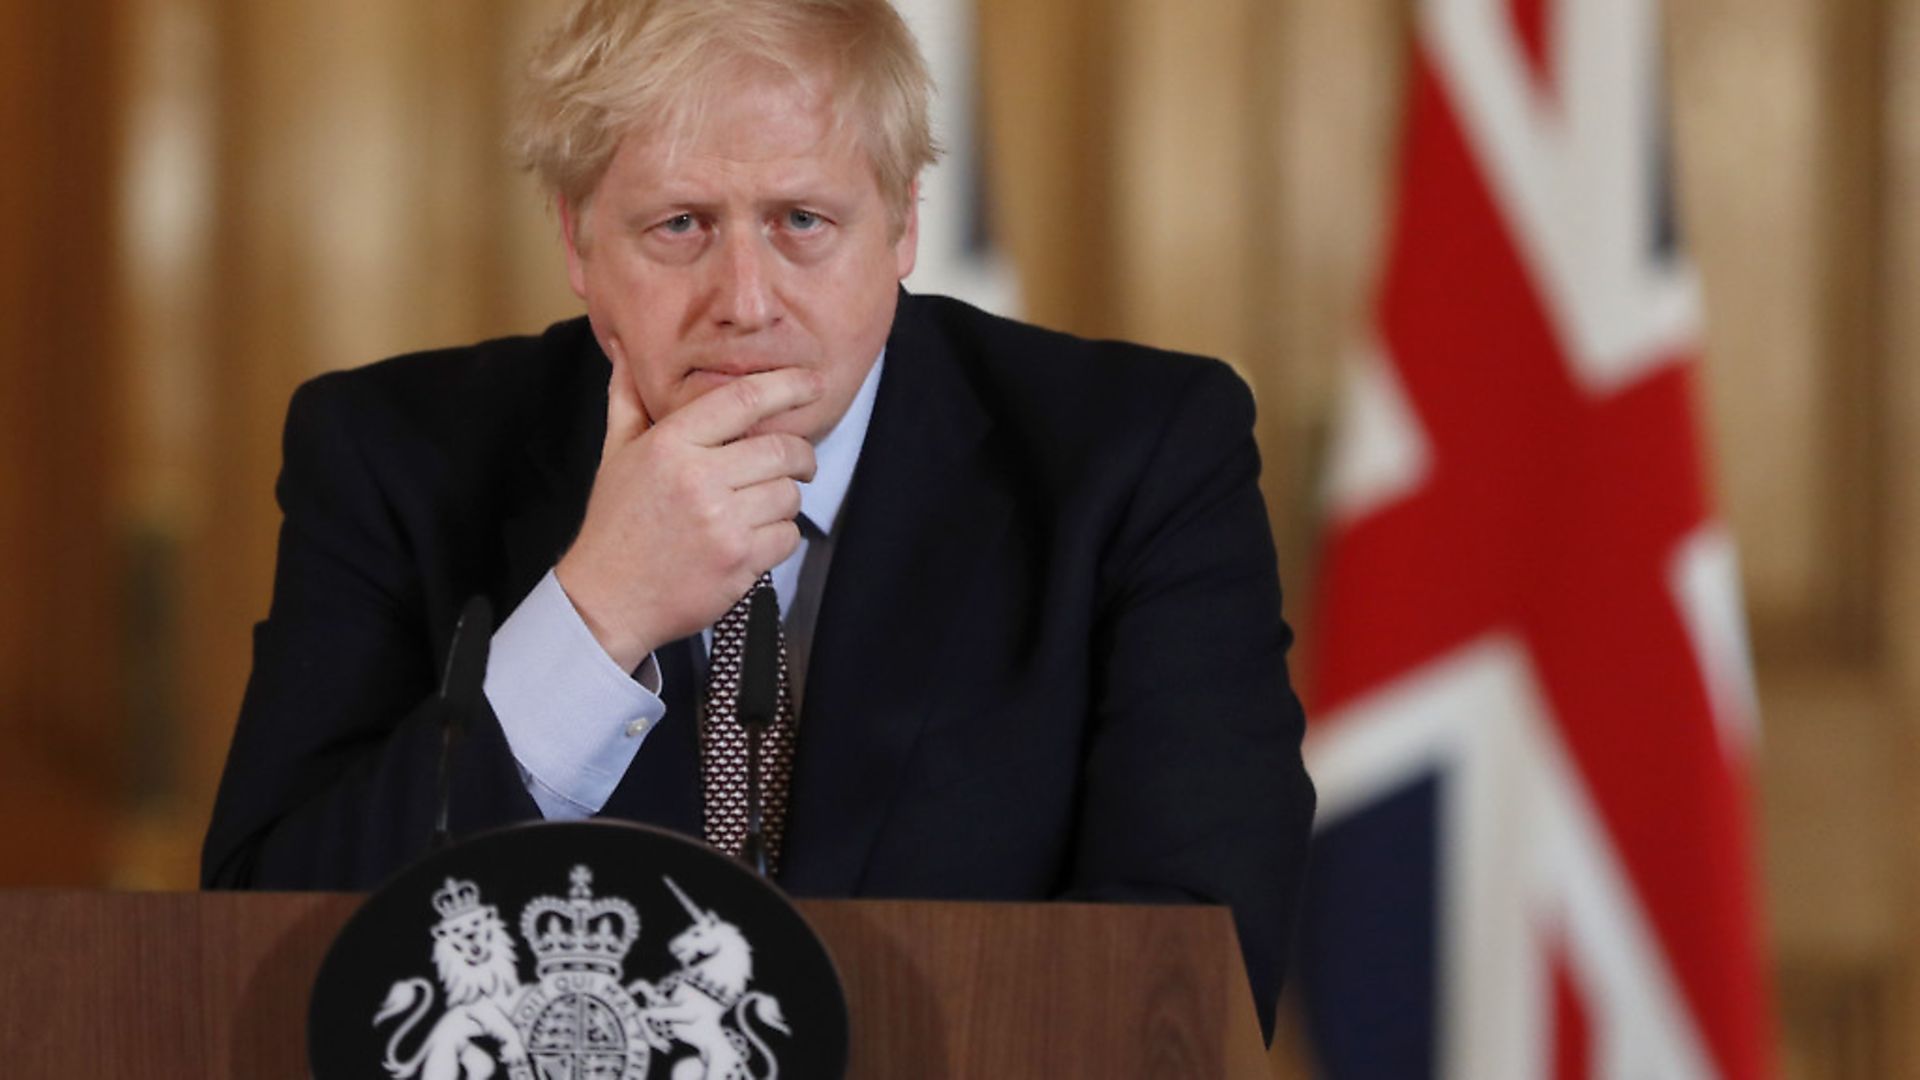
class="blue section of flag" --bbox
[1298,773,1442,1079]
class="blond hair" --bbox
[514,0,939,235]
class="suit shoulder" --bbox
[902,293,1254,441]
[294,317,598,432]
[278,318,605,525]
[281,321,606,505]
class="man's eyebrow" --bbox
[619,198,717,226]
[761,186,864,214]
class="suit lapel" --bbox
[497,324,608,622]
[780,296,1013,895]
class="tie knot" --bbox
[716,573,776,632]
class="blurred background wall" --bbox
[1,0,1914,1075]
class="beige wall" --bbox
[0,0,127,885]
[0,0,1912,1074]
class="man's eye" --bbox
[786,209,823,231]
[658,213,698,235]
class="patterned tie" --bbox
[700,573,798,870]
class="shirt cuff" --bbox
[484,569,667,819]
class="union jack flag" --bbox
[1297,1,1772,1077]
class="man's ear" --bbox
[558,196,590,300]
[893,180,920,281]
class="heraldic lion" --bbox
[375,881,529,1080]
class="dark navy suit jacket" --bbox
[201,292,1315,1032]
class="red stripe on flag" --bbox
[1553,943,1591,1080]
[1510,0,1558,99]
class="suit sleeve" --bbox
[200,376,537,890]
[1065,361,1316,1040]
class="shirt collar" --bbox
[799,348,884,536]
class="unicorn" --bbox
[629,877,791,1080]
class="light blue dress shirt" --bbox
[484,353,885,820]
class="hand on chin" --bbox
[558,357,825,669]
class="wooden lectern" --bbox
[0,891,1271,1077]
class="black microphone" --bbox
[737,583,780,877]
[431,595,493,850]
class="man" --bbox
[202,0,1313,1034]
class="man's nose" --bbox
[710,228,777,332]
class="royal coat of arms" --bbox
[373,865,791,1080]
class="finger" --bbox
[711,433,816,489]
[603,336,649,450]
[665,367,825,447]
[746,518,804,573]
[729,477,803,529]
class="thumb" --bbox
[603,335,650,450]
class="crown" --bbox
[432,877,483,921]
[519,865,640,977]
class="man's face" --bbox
[562,68,917,442]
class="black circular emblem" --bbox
[309,821,848,1079]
